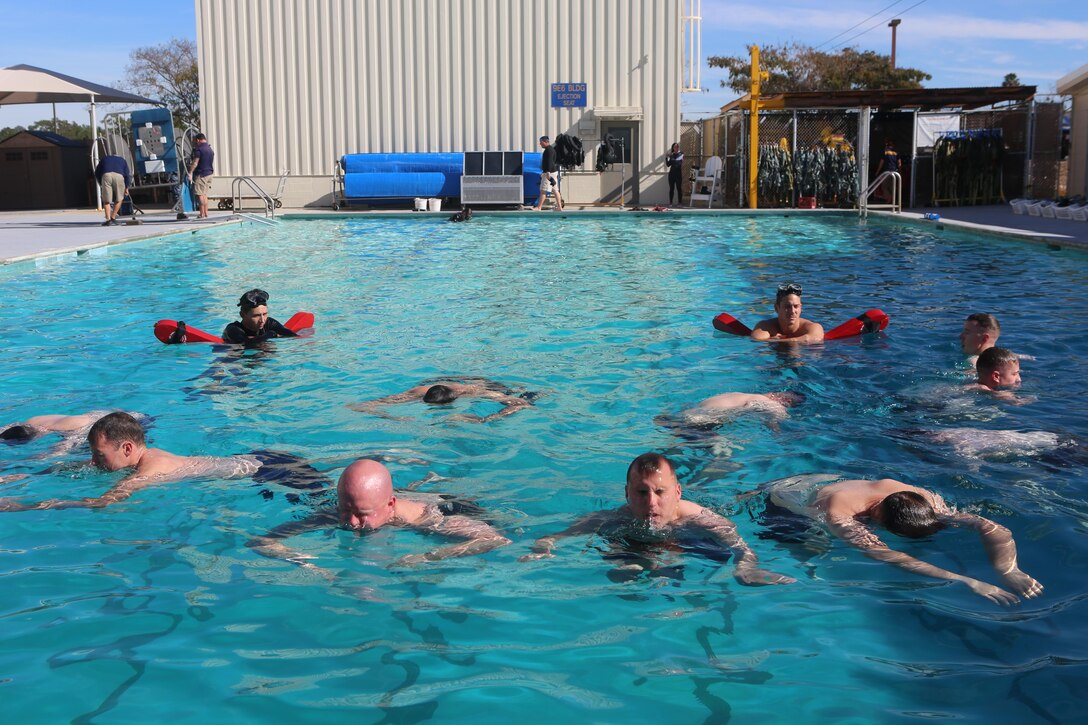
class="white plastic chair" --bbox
[1069,204,1087,222]
[1055,204,1074,220]
[1041,202,1058,218]
[1009,199,1028,215]
[689,156,722,208]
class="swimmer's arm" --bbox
[828,517,1022,605]
[749,320,774,341]
[246,512,337,574]
[1,476,150,511]
[695,510,795,585]
[396,516,510,566]
[519,512,609,561]
[450,394,531,423]
[266,318,298,338]
[346,388,423,416]
[944,512,1043,600]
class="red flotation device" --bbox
[711,309,888,340]
[154,312,315,344]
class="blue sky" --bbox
[2,0,1085,129]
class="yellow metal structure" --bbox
[748,45,768,209]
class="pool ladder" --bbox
[231,176,279,224]
[860,171,902,217]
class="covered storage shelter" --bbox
[0,130,90,210]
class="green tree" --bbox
[0,120,92,142]
[124,37,200,130]
[0,125,26,141]
[708,42,931,95]
[1002,73,1021,87]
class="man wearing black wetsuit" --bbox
[221,288,299,344]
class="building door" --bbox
[601,122,639,205]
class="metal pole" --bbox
[619,138,626,209]
[791,110,798,208]
[748,45,762,209]
[888,19,901,69]
[90,96,102,211]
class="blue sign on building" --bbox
[551,83,587,108]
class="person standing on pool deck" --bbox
[532,135,564,211]
[247,458,510,571]
[221,289,299,344]
[186,133,215,219]
[665,142,684,206]
[520,452,795,586]
[750,283,825,343]
[0,413,329,511]
[93,153,131,226]
[764,475,1043,605]
[349,378,535,423]
[960,313,1000,365]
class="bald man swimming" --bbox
[247,459,510,571]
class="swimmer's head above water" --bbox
[625,452,682,528]
[765,391,806,407]
[976,347,1020,389]
[87,412,147,471]
[336,458,397,530]
[237,288,270,334]
[961,313,1000,355]
[423,385,458,405]
[872,490,944,538]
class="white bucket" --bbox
[427,198,442,213]
[413,197,426,211]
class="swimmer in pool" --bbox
[1,410,149,458]
[750,283,825,343]
[657,391,805,437]
[349,377,536,423]
[247,458,510,572]
[967,347,1027,404]
[764,475,1043,605]
[960,312,1000,366]
[520,452,795,586]
[0,412,328,511]
[220,288,300,344]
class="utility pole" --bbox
[748,45,767,209]
[888,18,901,69]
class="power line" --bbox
[815,0,911,50]
[829,0,928,53]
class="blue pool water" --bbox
[1,213,1086,721]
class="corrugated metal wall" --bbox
[195,0,681,204]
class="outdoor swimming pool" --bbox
[1,212,1086,721]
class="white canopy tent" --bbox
[0,64,160,208]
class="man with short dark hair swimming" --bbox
[221,288,299,344]
[520,452,794,586]
[967,346,1029,404]
[349,377,536,423]
[247,458,510,573]
[750,283,825,343]
[960,312,1000,362]
[0,412,328,511]
[764,475,1042,605]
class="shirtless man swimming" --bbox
[1,411,148,457]
[766,475,1043,605]
[959,313,1000,365]
[967,347,1027,404]
[0,412,325,511]
[656,391,804,439]
[349,377,535,423]
[750,283,824,343]
[247,458,510,571]
[520,452,794,586]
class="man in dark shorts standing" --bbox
[187,133,215,219]
[532,135,564,211]
[221,289,299,344]
[93,153,131,226]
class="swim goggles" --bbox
[777,283,803,296]
[238,289,269,307]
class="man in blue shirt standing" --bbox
[93,154,131,226]
[186,133,215,219]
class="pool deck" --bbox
[2,204,1086,265]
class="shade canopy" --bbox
[0,64,158,105]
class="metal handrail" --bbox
[231,176,275,218]
[860,171,902,217]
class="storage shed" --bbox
[0,130,90,210]
[1057,63,1088,198]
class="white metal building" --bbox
[195,0,698,207]
[1058,62,1088,199]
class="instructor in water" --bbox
[221,289,300,344]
